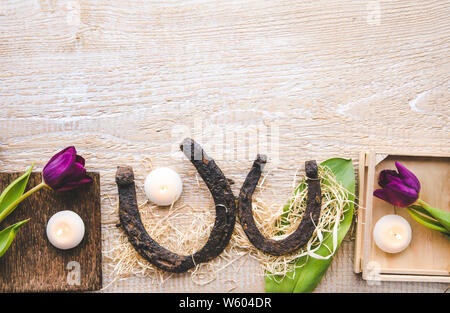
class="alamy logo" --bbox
[366,261,382,286]
[66,1,81,26]
[367,1,381,26]
[66,261,81,286]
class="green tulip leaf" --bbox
[266,158,355,293]
[416,199,450,232]
[408,205,434,219]
[0,219,29,258]
[0,165,34,223]
[407,208,449,234]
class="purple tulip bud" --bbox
[373,162,420,207]
[43,146,93,192]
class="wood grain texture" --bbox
[0,0,449,292]
[0,172,102,292]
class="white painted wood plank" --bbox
[0,0,449,292]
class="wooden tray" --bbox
[0,172,102,292]
[354,151,450,283]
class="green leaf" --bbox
[408,205,434,218]
[417,199,450,232]
[266,158,355,293]
[0,165,34,223]
[407,208,449,234]
[0,219,29,258]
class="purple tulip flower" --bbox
[373,162,420,207]
[43,146,92,192]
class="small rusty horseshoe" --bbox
[115,138,236,273]
[238,155,322,256]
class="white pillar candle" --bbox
[373,214,412,253]
[144,167,183,206]
[46,210,85,250]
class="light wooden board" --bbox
[0,0,449,292]
[356,153,450,283]
[0,172,102,292]
[371,156,450,279]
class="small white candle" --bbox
[373,214,412,253]
[144,167,183,206]
[46,210,85,250]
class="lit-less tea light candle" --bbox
[144,167,183,206]
[46,210,85,250]
[373,214,412,253]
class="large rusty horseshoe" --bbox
[115,138,236,273]
[238,155,322,256]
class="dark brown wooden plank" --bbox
[0,172,102,292]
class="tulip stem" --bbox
[415,199,450,232]
[0,182,49,223]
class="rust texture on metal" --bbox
[238,155,322,256]
[115,138,236,273]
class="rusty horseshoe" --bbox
[115,138,236,273]
[238,154,322,256]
